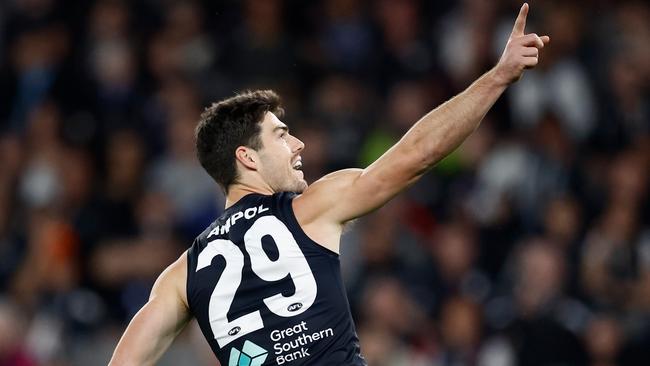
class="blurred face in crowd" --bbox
[584,315,624,362]
[440,297,482,350]
[245,112,307,193]
[515,241,565,314]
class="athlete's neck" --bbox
[225,183,274,209]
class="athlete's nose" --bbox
[291,135,305,153]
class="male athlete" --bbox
[110,4,548,365]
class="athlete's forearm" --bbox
[397,68,508,173]
[395,3,548,175]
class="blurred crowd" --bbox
[0,0,649,365]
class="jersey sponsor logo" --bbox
[287,302,302,312]
[229,340,268,366]
[207,205,269,238]
[228,326,242,336]
[270,321,335,364]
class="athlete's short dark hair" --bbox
[195,90,284,192]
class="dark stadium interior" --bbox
[0,0,648,365]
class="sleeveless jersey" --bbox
[187,192,367,366]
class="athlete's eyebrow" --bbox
[274,125,289,134]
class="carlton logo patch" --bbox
[287,302,303,312]
[228,327,241,336]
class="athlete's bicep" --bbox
[109,253,192,366]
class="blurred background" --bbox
[0,0,649,365]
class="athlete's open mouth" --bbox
[292,160,303,170]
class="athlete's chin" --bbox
[295,179,308,193]
[276,178,308,194]
[290,171,307,193]
[285,178,307,193]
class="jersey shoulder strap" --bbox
[270,192,339,257]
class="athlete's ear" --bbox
[235,146,258,170]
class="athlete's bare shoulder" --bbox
[292,169,364,253]
[293,169,363,222]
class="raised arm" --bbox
[294,3,549,251]
[109,253,192,366]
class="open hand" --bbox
[494,3,550,85]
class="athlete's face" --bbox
[255,112,307,193]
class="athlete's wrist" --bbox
[486,66,512,89]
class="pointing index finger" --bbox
[511,3,529,38]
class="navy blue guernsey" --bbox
[187,192,366,366]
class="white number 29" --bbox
[196,216,317,347]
